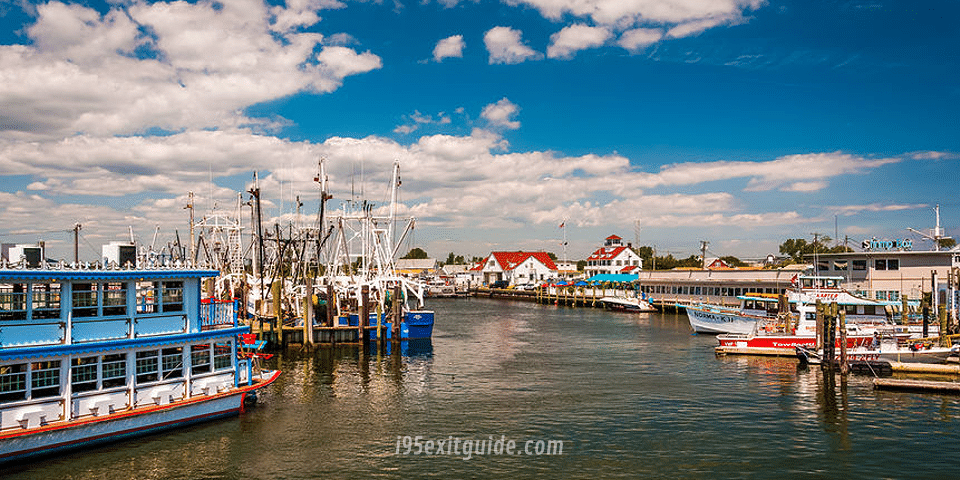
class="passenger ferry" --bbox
[0,265,279,464]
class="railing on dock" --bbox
[200,299,238,330]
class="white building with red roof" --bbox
[585,235,643,276]
[472,251,559,286]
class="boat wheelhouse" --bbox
[0,267,279,464]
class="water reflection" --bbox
[6,299,960,480]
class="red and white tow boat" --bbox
[715,276,903,356]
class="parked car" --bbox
[490,280,509,289]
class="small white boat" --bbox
[598,295,657,312]
[797,342,959,366]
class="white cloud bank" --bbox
[0,0,380,140]
[547,24,612,59]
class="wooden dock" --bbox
[874,378,960,393]
[889,362,960,375]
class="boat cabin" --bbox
[0,268,251,433]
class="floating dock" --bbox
[874,378,960,393]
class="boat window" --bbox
[213,342,232,370]
[136,282,158,314]
[73,283,99,317]
[162,348,183,379]
[0,283,28,321]
[102,354,127,389]
[0,364,27,402]
[71,356,99,393]
[103,282,127,316]
[162,281,184,313]
[31,360,61,399]
[32,283,61,319]
[802,278,814,288]
[191,344,211,375]
[136,350,159,384]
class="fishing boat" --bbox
[713,275,910,356]
[322,160,435,341]
[692,275,910,336]
[685,293,781,334]
[0,265,279,464]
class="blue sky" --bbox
[0,0,957,262]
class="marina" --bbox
[5,298,960,478]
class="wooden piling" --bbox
[360,285,370,351]
[304,278,314,346]
[326,284,335,327]
[391,284,401,342]
[839,310,848,375]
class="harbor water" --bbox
[6,297,960,479]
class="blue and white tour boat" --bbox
[0,264,279,464]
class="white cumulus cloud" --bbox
[484,26,542,65]
[433,35,465,62]
[547,24,612,59]
[481,98,521,130]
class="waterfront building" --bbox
[810,242,960,304]
[585,235,643,276]
[474,252,558,286]
[396,258,439,277]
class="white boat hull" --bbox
[598,296,657,313]
[0,371,279,464]
[685,305,760,335]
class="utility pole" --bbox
[73,223,81,264]
[700,240,709,270]
[185,191,195,264]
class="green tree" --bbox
[719,256,747,268]
[402,247,428,259]
[547,252,557,261]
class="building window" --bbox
[162,348,183,379]
[162,282,184,312]
[71,357,99,393]
[887,259,899,271]
[31,360,61,398]
[214,343,233,370]
[817,261,829,272]
[0,364,27,402]
[833,261,847,271]
[191,344,211,375]
[102,354,127,389]
[136,350,159,384]
[32,283,61,319]
[875,259,887,271]
[852,260,867,271]
[0,283,27,321]
[103,282,127,316]
[136,282,157,314]
[72,283,99,317]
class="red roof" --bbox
[486,251,558,271]
[620,265,639,273]
[606,235,622,240]
[587,246,631,261]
